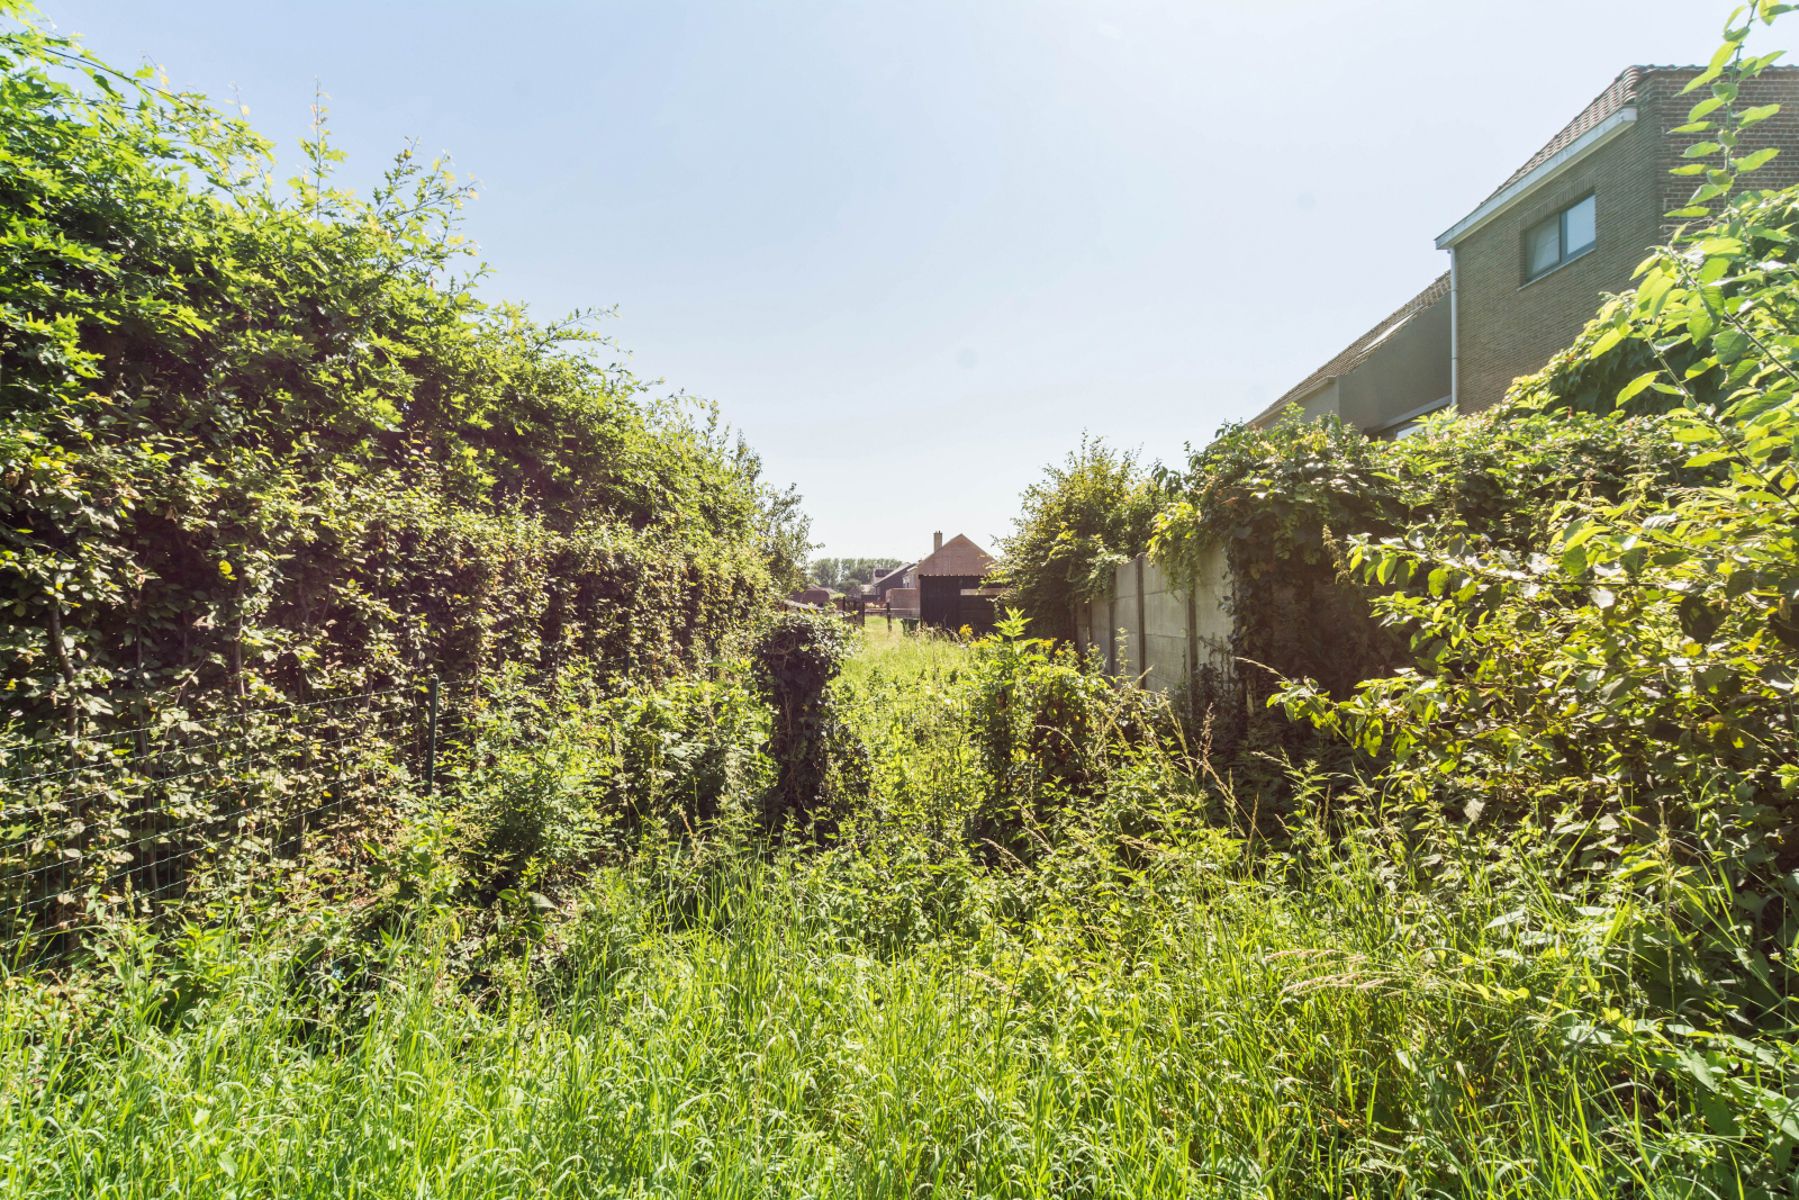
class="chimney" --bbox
[933,530,943,553]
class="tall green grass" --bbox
[0,632,1789,1197]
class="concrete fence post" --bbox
[1106,593,1117,675]
[1186,578,1200,710]
[1135,555,1147,684]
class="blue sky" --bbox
[44,1,1780,560]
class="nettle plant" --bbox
[963,609,1193,862]
[1147,381,1690,785]
[1257,12,1799,1164]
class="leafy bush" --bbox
[0,7,805,921]
[995,437,1162,641]
[963,610,1193,861]
[748,612,865,837]
[457,678,613,885]
[0,9,804,743]
[1258,11,1799,1175]
[1149,404,1690,774]
[1273,9,1799,877]
[9,624,1797,1195]
[455,666,766,886]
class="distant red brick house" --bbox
[913,531,998,633]
[866,562,916,601]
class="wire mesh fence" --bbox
[0,680,442,949]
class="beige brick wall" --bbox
[1652,70,1799,219]
[1453,69,1799,413]
[1452,120,1661,412]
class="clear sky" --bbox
[41,1,1784,561]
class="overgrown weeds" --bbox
[1,625,1794,1197]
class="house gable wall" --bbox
[1451,116,1661,413]
[1453,69,1799,413]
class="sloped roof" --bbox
[1250,272,1450,428]
[1477,66,1650,212]
[1436,65,1799,245]
[914,534,994,578]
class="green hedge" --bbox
[0,11,804,741]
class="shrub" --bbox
[995,437,1162,642]
[747,612,865,838]
[0,7,805,741]
[0,7,805,922]
[457,674,612,885]
[1265,13,1799,1172]
[963,611,1193,861]
[455,666,767,886]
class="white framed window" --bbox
[1523,194,1596,282]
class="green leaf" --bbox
[1737,101,1781,126]
[1561,519,1598,552]
[1616,372,1662,406]
[1680,44,1735,94]
[1714,328,1751,363]
[1688,95,1726,121]
[1676,1047,1720,1092]
[1680,596,1725,643]
[1735,146,1780,173]
[1696,1090,1742,1137]
[1588,327,1626,357]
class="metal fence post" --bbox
[424,677,440,797]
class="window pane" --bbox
[1526,218,1561,277]
[1563,194,1596,255]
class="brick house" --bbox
[912,531,999,633]
[1255,65,1799,435]
[865,562,916,601]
